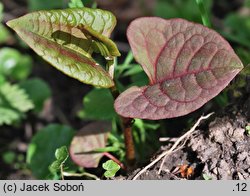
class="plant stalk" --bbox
[107,57,136,169]
[110,85,136,168]
[121,117,136,167]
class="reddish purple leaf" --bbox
[69,122,111,168]
[115,17,243,120]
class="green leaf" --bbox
[79,88,116,120]
[115,51,134,77]
[0,82,34,125]
[130,71,148,87]
[1,83,34,112]
[102,160,120,178]
[122,65,143,77]
[55,146,69,163]
[69,0,84,8]
[223,14,250,49]
[49,160,62,174]
[80,24,120,57]
[0,108,19,126]
[91,146,121,153]
[6,8,120,88]
[27,124,75,179]
[19,78,51,113]
[0,47,32,81]
[49,146,69,174]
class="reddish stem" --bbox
[121,117,135,168]
[110,86,136,169]
[103,152,125,170]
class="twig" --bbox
[132,113,214,180]
[159,137,178,142]
[158,136,191,174]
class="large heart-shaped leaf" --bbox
[115,17,243,120]
[6,8,120,88]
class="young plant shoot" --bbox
[6,7,244,170]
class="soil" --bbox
[128,85,250,180]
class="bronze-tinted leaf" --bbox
[115,18,243,120]
[69,122,111,168]
[7,8,120,88]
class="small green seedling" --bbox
[49,146,69,178]
[102,160,121,178]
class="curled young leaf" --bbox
[115,17,244,120]
[7,8,120,88]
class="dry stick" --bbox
[158,135,191,174]
[132,112,214,180]
[159,137,178,142]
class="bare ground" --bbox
[128,91,250,180]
